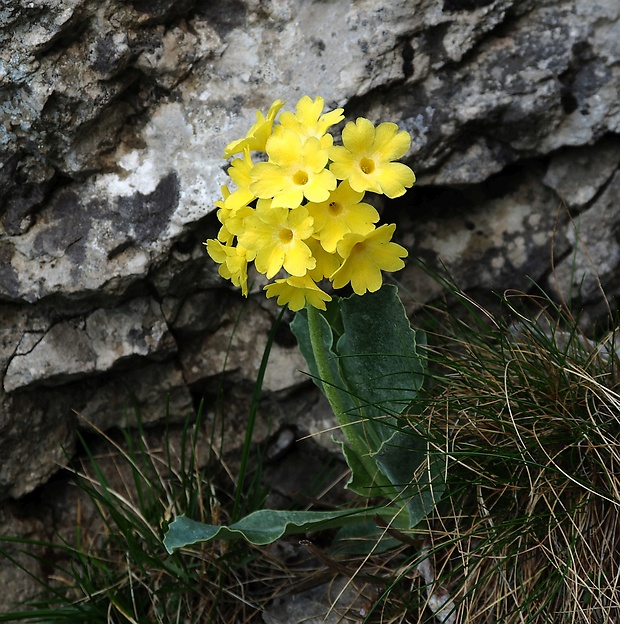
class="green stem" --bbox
[305,305,348,422]
[305,305,384,485]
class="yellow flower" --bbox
[237,205,316,278]
[250,128,336,208]
[206,97,416,309]
[331,224,408,295]
[223,148,256,213]
[224,99,285,157]
[306,180,379,253]
[205,239,250,296]
[279,95,344,148]
[216,152,257,244]
[305,237,342,281]
[221,204,254,239]
[329,118,415,198]
[265,274,332,311]
[214,186,234,244]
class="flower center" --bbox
[328,201,342,216]
[279,228,294,243]
[292,170,309,186]
[359,157,375,175]
[352,241,367,255]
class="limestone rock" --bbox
[0,386,76,498]
[543,136,620,209]
[78,360,194,431]
[179,298,307,394]
[3,297,175,392]
[551,170,620,310]
[1,0,618,305]
[0,502,51,611]
[400,167,570,307]
[262,575,374,624]
[0,0,619,570]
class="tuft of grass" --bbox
[0,402,284,623]
[388,269,620,623]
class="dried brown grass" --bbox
[405,289,620,623]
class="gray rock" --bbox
[0,386,75,498]
[179,298,307,394]
[0,306,51,372]
[0,502,51,611]
[543,136,620,209]
[78,360,193,431]
[4,297,175,392]
[400,168,570,306]
[1,0,617,305]
[551,170,620,309]
[165,289,238,336]
[262,575,375,624]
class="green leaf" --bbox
[290,307,358,426]
[337,285,427,424]
[291,305,390,494]
[290,286,440,529]
[164,508,385,552]
[372,429,445,528]
[336,439,391,496]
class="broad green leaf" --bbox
[372,429,445,528]
[290,286,440,529]
[337,285,427,426]
[336,439,391,496]
[164,508,385,552]
[291,306,389,495]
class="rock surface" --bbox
[1,0,620,613]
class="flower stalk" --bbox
[305,303,383,485]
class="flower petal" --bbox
[342,117,375,154]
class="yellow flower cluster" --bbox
[206,96,415,311]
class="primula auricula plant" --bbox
[164,97,442,553]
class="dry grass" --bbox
[400,286,620,623]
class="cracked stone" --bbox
[3,297,176,392]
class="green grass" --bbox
[379,267,620,623]
[0,403,268,623]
